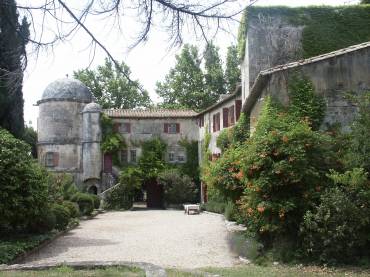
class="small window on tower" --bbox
[45,152,56,167]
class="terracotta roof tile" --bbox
[103,109,198,118]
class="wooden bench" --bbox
[184,204,200,215]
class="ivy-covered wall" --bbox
[238,5,370,86]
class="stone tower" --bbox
[82,102,102,193]
[37,78,102,191]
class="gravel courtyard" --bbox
[22,210,237,269]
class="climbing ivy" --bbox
[237,9,247,61]
[100,114,126,164]
[288,75,326,130]
[179,139,200,185]
[238,5,370,60]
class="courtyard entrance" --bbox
[145,180,164,208]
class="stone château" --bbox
[37,6,370,204]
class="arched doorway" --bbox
[88,185,98,195]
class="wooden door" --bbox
[146,180,164,208]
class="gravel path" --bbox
[22,210,237,269]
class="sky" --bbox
[21,0,360,128]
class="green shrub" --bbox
[47,173,79,204]
[344,92,370,173]
[224,201,239,222]
[158,169,197,205]
[104,184,134,210]
[51,204,71,230]
[90,194,101,209]
[202,200,226,214]
[231,113,249,145]
[104,166,143,210]
[216,128,233,152]
[204,145,244,202]
[300,168,370,264]
[0,128,50,232]
[62,201,80,218]
[28,210,56,233]
[0,234,53,264]
[71,193,94,216]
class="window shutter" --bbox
[164,123,168,133]
[113,123,120,132]
[235,100,242,121]
[126,123,131,133]
[53,152,59,167]
[230,105,235,125]
[213,115,216,132]
[217,113,220,131]
[223,108,229,128]
[176,123,180,133]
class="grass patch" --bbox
[167,265,370,277]
[0,266,145,277]
[0,233,55,264]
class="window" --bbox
[119,123,131,133]
[177,154,185,162]
[168,152,175,162]
[45,152,55,167]
[164,123,180,134]
[168,123,177,134]
[130,149,137,163]
[121,149,128,164]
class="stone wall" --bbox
[111,117,199,164]
[247,45,370,132]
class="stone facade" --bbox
[37,8,369,198]
[37,79,241,195]
[240,7,370,132]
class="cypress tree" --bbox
[0,0,29,138]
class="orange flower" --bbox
[235,171,244,180]
[282,135,289,143]
[247,208,253,215]
[257,206,265,213]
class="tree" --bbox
[204,42,226,98]
[361,0,370,4]
[0,0,29,138]
[225,45,241,93]
[22,125,37,158]
[2,1,248,91]
[74,58,151,109]
[156,44,209,110]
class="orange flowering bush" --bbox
[206,145,245,203]
[238,98,338,245]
